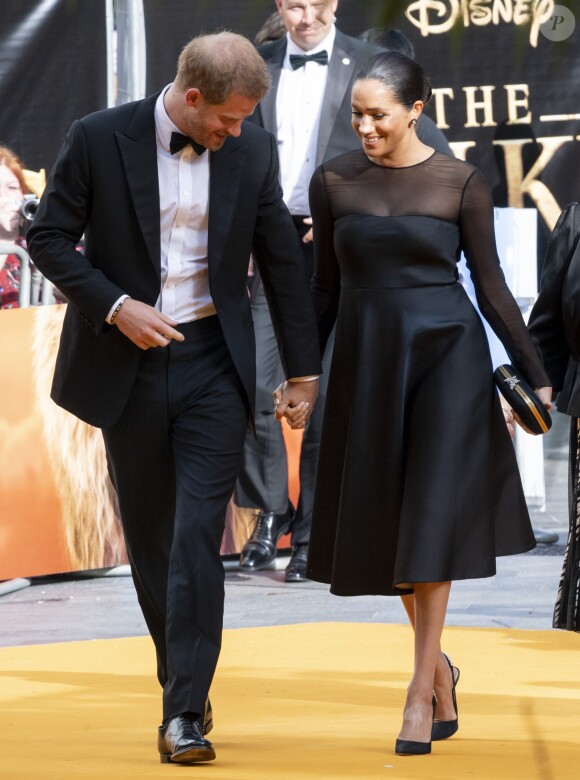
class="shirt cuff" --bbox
[286,375,320,383]
[106,294,130,324]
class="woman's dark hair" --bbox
[356,51,432,108]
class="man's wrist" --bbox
[106,294,130,324]
[287,375,320,383]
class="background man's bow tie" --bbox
[289,50,329,70]
[169,132,206,156]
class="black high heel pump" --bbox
[395,696,436,756]
[432,652,460,741]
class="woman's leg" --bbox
[400,591,457,723]
[397,582,451,743]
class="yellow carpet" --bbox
[0,623,578,779]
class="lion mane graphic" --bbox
[31,305,126,571]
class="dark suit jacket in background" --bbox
[529,202,580,417]
[28,93,322,427]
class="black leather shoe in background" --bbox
[158,715,216,764]
[284,543,310,582]
[239,504,294,571]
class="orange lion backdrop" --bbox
[0,305,301,579]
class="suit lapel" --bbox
[115,93,161,274]
[259,39,286,135]
[208,134,245,275]
[316,31,357,166]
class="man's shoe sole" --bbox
[160,746,216,763]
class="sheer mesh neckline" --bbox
[316,150,475,223]
[364,149,437,170]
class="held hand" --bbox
[302,217,313,244]
[283,401,312,429]
[273,382,285,408]
[273,379,319,430]
[512,385,553,434]
[113,298,185,350]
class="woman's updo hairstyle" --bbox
[355,51,432,109]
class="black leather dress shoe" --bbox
[239,504,294,571]
[284,543,310,582]
[158,715,216,764]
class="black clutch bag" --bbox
[493,364,552,435]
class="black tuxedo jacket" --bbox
[251,30,382,166]
[28,93,321,427]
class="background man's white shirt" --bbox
[276,27,336,215]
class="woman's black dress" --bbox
[307,150,550,597]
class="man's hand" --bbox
[302,216,313,244]
[113,298,185,349]
[273,379,319,429]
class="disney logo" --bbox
[405,0,555,47]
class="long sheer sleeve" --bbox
[310,164,341,354]
[459,170,550,388]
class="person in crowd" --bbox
[359,26,415,58]
[237,1,452,583]
[302,51,552,755]
[0,146,33,308]
[235,0,383,582]
[528,202,580,632]
[254,10,286,46]
[28,31,321,765]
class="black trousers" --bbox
[102,316,248,720]
[235,218,335,545]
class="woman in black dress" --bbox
[305,52,552,755]
[528,202,580,633]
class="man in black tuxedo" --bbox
[28,32,321,765]
[236,1,453,583]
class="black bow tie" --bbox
[289,50,329,70]
[169,132,206,156]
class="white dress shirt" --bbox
[107,85,216,324]
[155,87,216,323]
[276,27,335,216]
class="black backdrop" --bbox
[0,0,578,233]
[0,0,107,173]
